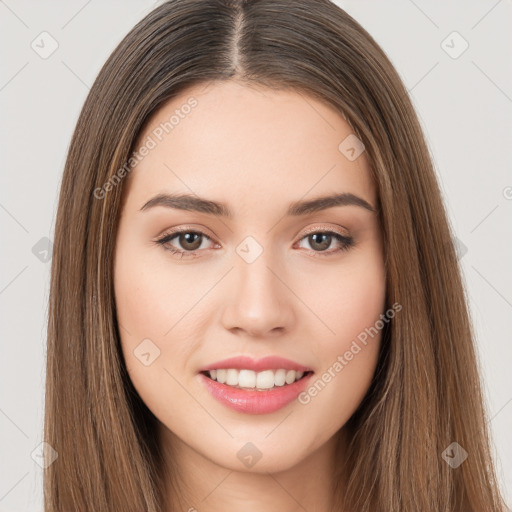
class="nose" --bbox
[220,251,296,338]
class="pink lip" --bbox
[199,372,314,414]
[200,355,312,373]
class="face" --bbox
[113,80,386,473]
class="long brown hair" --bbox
[44,1,507,510]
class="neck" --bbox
[158,424,345,512]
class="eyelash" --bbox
[154,227,354,259]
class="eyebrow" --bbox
[139,192,377,217]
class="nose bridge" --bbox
[221,238,294,336]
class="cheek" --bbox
[114,259,167,340]
[113,241,180,378]
[330,258,386,377]
[113,247,200,421]
[113,241,211,388]
[114,242,202,340]
[296,247,386,349]
[293,249,386,420]
[334,266,386,343]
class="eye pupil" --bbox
[180,232,202,250]
[310,233,331,251]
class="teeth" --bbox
[206,368,308,390]
[239,369,256,388]
[226,369,238,386]
[216,369,227,384]
[256,370,274,389]
[274,369,286,386]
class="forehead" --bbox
[124,80,376,214]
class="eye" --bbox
[154,229,216,259]
[154,227,354,259]
[295,230,354,257]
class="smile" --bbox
[198,355,314,414]
[202,368,310,390]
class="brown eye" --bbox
[308,233,332,251]
[155,230,214,258]
[297,231,354,256]
[155,228,354,260]
[176,232,203,251]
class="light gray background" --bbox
[1,1,511,510]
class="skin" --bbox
[113,80,386,512]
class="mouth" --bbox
[198,355,315,414]
[200,368,314,391]
[198,367,315,415]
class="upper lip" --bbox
[200,355,313,373]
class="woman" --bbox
[44,0,508,510]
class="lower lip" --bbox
[199,372,314,414]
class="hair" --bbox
[44,0,507,510]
